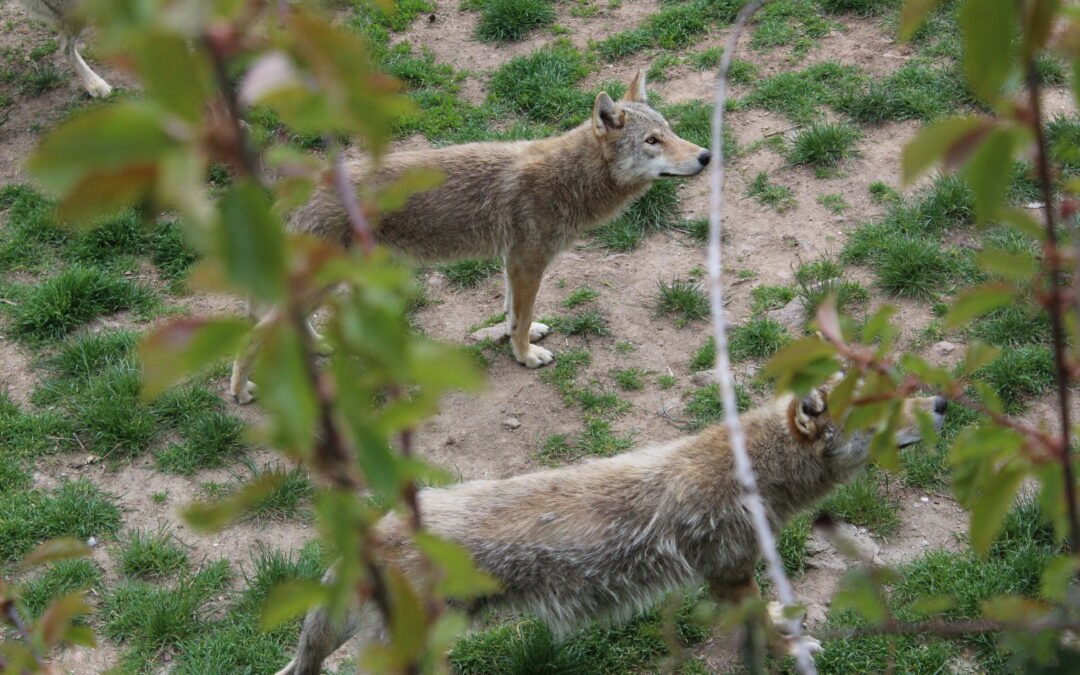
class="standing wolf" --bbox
[14,0,112,97]
[273,386,948,674]
[230,71,709,403]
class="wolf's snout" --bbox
[933,396,947,415]
[698,150,712,166]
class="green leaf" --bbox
[183,471,286,532]
[970,462,1026,553]
[28,102,176,195]
[260,581,329,631]
[901,116,986,184]
[946,284,1017,328]
[900,0,945,40]
[763,339,841,396]
[860,305,896,346]
[375,168,446,214]
[963,126,1019,223]
[414,532,501,599]
[139,317,250,399]
[129,29,211,122]
[1021,0,1061,62]
[36,592,91,649]
[256,323,319,456]
[1041,554,1080,601]
[960,0,1017,103]
[834,570,888,624]
[962,340,1002,374]
[976,249,1037,281]
[217,181,286,301]
[898,353,953,389]
[57,164,159,224]
[20,538,90,570]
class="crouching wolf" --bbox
[230,70,709,404]
[273,387,948,674]
[14,0,112,97]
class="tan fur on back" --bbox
[295,125,649,262]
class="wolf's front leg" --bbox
[506,255,553,368]
[502,264,550,342]
[706,575,822,658]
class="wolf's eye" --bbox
[644,136,659,145]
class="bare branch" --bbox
[708,1,817,672]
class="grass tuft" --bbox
[439,258,501,288]
[4,266,156,342]
[729,318,792,361]
[653,279,709,327]
[746,172,796,212]
[475,0,555,42]
[489,41,591,124]
[787,122,861,167]
[119,528,190,580]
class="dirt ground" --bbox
[2,0,1072,672]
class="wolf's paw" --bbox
[767,602,822,656]
[83,74,112,98]
[231,380,258,405]
[517,344,554,368]
[528,322,550,342]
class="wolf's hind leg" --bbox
[58,27,111,98]
[274,602,370,675]
[229,307,282,405]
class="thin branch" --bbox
[327,139,377,254]
[708,2,817,673]
[1028,64,1080,552]
[4,601,49,673]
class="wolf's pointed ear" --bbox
[592,92,625,136]
[623,69,647,102]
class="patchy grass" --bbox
[475,0,555,42]
[795,256,869,317]
[452,591,709,673]
[537,416,634,464]
[546,308,610,337]
[684,384,751,430]
[4,266,157,342]
[818,499,1058,672]
[593,0,739,61]
[750,285,797,313]
[751,0,837,54]
[18,558,102,620]
[729,318,792,361]
[787,122,861,167]
[820,468,901,534]
[973,345,1055,412]
[611,368,649,391]
[489,41,592,124]
[653,279,710,327]
[590,180,681,251]
[817,193,850,213]
[0,479,122,563]
[561,286,600,308]
[119,528,190,580]
[839,59,966,123]
[746,172,796,212]
[155,411,248,474]
[438,258,502,288]
[742,61,865,123]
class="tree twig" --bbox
[708,2,817,672]
[1027,63,1080,552]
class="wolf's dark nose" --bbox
[933,396,948,414]
[698,150,712,166]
